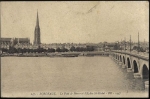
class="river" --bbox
[1,56,148,97]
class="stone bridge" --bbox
[109,50,149,89]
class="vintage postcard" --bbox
[0,1,149,98]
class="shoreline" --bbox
[0,51,110,57]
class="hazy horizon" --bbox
[1,1,149,44]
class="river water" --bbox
[1,56,148,97]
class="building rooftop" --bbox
[14,38,30,41]
[0,38,12,41]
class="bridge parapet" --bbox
[110,50,149,61]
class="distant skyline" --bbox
[1,1,149,44]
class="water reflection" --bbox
[117,63,148,93]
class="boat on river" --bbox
[61,54,78,57]
[86,54,94,57]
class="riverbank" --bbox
[0,51,109,57]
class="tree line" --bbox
[1,46,95,54]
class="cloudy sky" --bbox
[1,1,149,44]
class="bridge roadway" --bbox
[109,50,149,90]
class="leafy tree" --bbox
[8,46,15,53]
[38,48,44,53]
[43,49,47,53]
[113,43,119,50]
[87,46,94,51]
[47,48,51,53]
[61,48,69,52]
[51,48,55,52]
[33,49,37,53]
[60,48,65,52]
[2,48,8,53]
[83,47,87,51]
[14,48,17,53]
[70,46,76,52]
[76,47,80,52]
[47,48,55,53]
[56,47,61,52]
[133,46,138,50]
[26,48,30,53]
[133,46,145,52]
[23,48,27,53]
[17,48,22,53]
[65,48,69,52]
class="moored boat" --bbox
[61,54,78,57]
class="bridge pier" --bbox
[144,81,149,91]
[114,59,118,63]
[111,56,115,61]
[110,50,149,92]
[134,78,145,90]
[112,57,115,60]
[122,64,126,68]
[126,72,134,79]
[118,62,122,66]
[113,57,116,61]
[117,61,121,65]
[111,56,114,60]
[134,73,141,79]
[127,68,133,72]
[116,59,119,62]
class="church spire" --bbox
[34,9,41,45]
[36,9,39,27]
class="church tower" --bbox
[34,10,41,45]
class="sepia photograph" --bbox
[0,1,149,98]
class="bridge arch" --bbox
[133,60,138,73]
[123,56,125,64]
[120,55,122,62]
[142,64,149,79]
[127,58,131,68]
[118,55,119,60]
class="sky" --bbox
[1,1,149,44]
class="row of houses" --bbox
[0,38,111,51]
[0,38,30,45]
[0,37,149,51]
